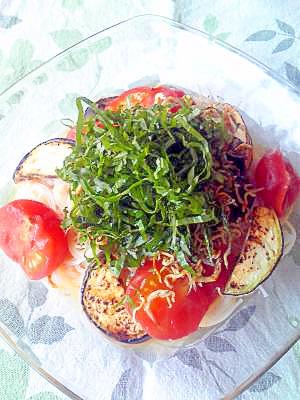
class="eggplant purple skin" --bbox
[81,264,150,345]
[13,137,75,183]
[84,96,118,118]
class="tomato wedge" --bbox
[67,126,76,140]
[125,239,241,340]
[126,256,212,340]
[105,85,185,112]
[0,200,69,279]
[255,149,300,217]
[106,87,155,111]
[67,86,186,139]
[67,120,105,140]
[152,86,186,112]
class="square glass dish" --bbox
[0,15,299,400]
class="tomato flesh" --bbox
[152,86,185,112]
[106,87,155,111]
[67,86,186,140]
[125,230,242,340]
[67,127,76,140]
[255,150,300,217]
[0,200,69,279]
[126,256,218,340]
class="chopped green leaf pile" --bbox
[58,97,223,274]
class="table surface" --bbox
[0,1,299,399]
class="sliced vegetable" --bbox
[0,199,69,280]
[96,96,118,111]
[152,86,186,112]
[125,255,212,340]
[255,149,300,217]
[13,138,75,183]
[66,127,76,140]
[81,263,149,343]
[105,85,185,112]
[200,103,253,169]
[223,104,250,149]
[105,86,155,111]
[223,207,283,295]
[84,96,118,119]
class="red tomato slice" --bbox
[154,86,185,99]
[153,86,186,113]
[67,120,105,140]
[0,200,69,280]
[125,231,243,340]
[285,161,300,211]
[255,150,300,217]
[105,86,185,112]
[126,256,212,340]
[106,87,156,111]
[68,86,186,139]
[67,127,76,140]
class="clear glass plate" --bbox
[0,15,299,400]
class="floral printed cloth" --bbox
[0,1,299,399]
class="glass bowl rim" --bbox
[1,14,299,99]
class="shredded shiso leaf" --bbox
[58,96,225,275]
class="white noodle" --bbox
[52,179,71,215]
[14,181,57,211]
[258,285,269,298]
[199,296,243,328]
[14,179,70,219]
[67,231,86,261]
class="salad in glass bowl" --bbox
[0,85,299,345]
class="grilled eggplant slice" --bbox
[82,264,149,344]
[96,96,117,109]
[223,207,283,295]
[13,138,75,183]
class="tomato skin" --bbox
[255,150,300,217]
[106,87,155,111]
[153,86,186,113]
[0,200,69,280]
[67,127,76,140]
[105,86,185,112]
[68,86,186,139]
[67,120,105,140]
[285,161,300,211]
[126,257,212,340]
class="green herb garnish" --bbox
[58,97,223,275]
